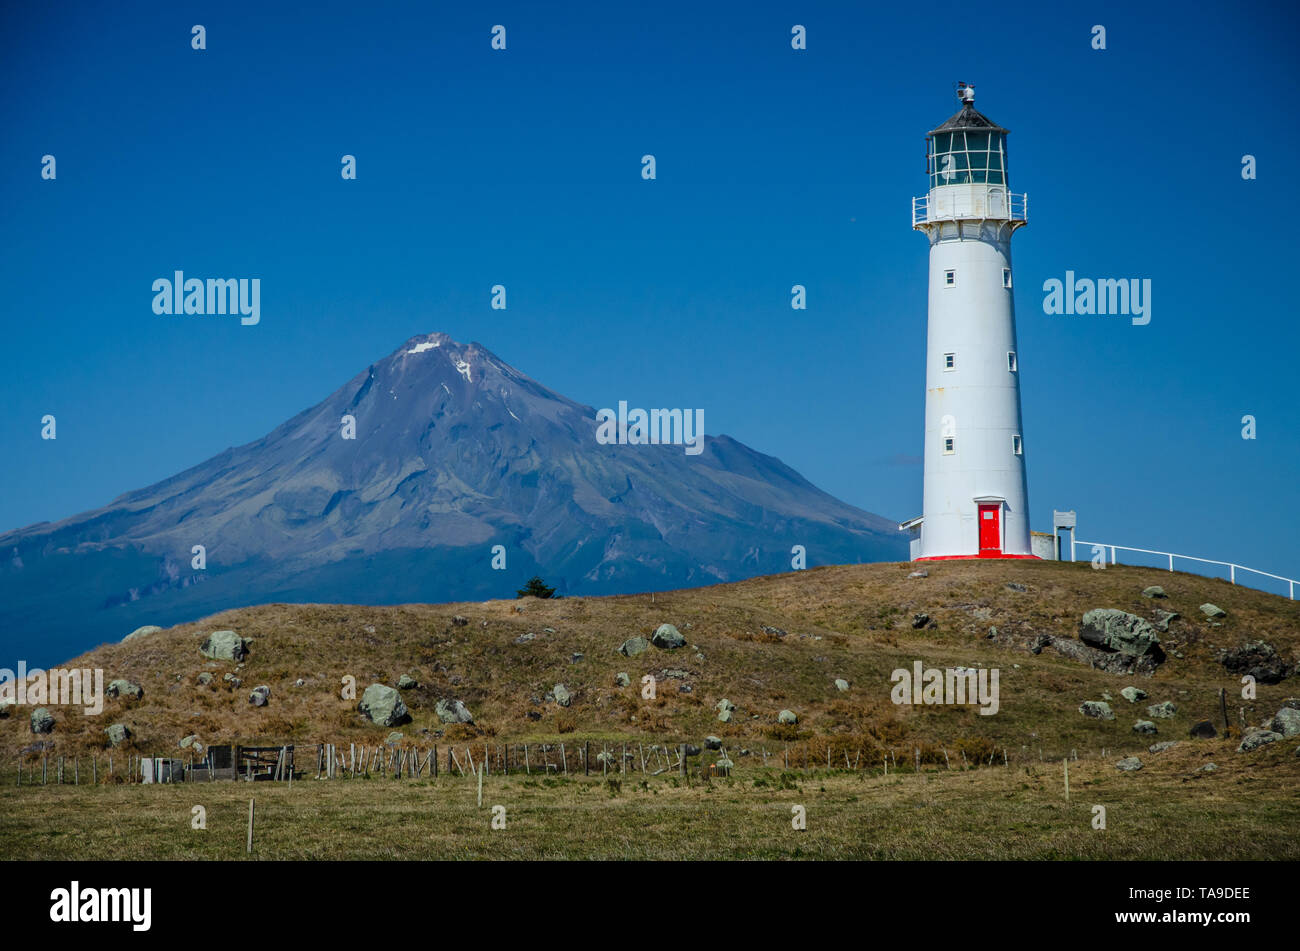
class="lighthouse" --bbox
[900,84,1036,560]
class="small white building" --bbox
[901,85,1036,561]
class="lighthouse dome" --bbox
[928,95,1010,189]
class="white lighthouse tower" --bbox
[900,84,1036,560]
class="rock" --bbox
[1197,762,1218,773]
[106,679,144,700]
[1078,701,1115,720]
[358,684,409,727]
[514,632,535,643]
[651,624,686,649]
[834,678,850,692]
[716,699,736,713]
[1133,720,1158,735]
[718,709,732,723]
[1152,609,1179,632]
[1078,609,1164,665]
[1102,691,1112,701]
[105,723,131,746]
[715,758,735,771]
[911,613,930,629]
[1146,701,1177,719]
[1200,603,1227,619]
[0,700,12,719]
[908,569,928,578]
[294,678,305,687]
[1005,582,1029,592]
[1148,741,1179,753]
[704,735,722,751]
[595,751,617,767]
[761,625,788,638]
[1270,708,1300,737]
[1189,719,1218,739]
[1120,686,1147,704]
[196,672,213,685]
[777,709,798,725]
[385,731,405,745]
[986,627,998,639]
[434,698,474,724]
[1141,586,1167,598]
[663,669,689,680]
[683,744,702,757]
[452,615,468,627]
[180,735,199,749]
[122,625,162,642]
[222,673,242,688]
[199,630,248,662]
[248,685,271,707]
[1237,728,1283,752]
[397,675,417,690]
[571,653,585,664]
[1218,641,1289,684]
[1115,757,1143,771]
[614,672,631,687]
[30,708,55,734]
[553,684,572,707]
[618,636,649,657]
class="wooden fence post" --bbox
[247,798,255,854]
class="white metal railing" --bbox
[911,191,1028,228]
[1071,538,1297,600]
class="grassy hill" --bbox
[4,559,1298,764]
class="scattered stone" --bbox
[718,709,732,723]
[248,685,271,707]
[452,615,468,627]
[1102,691,1113,701]
[1079,701,1115,720]
[778,709,798,725]
[0,700,11,719]
[1148,741,1179,753]
[106,679,143,700]
[715,758,735,771]
[1078,609,1164,666]
[683,744,702,757]
[651,624,686,649]
[434,698,474,724]
[571,653,585,664]
[122,625,162,642]
[1115,757,1143,772]
[1120,686,1147,704]
[614,672,630,687]
[834,678,850,692]
[1142,586,1167,599]
[1152,609,1179,632]
[105,723,131,746]
[1237,728,1283,752]
[199,630,248,662]
[1133,720,1158,735]
[1218,641,1289,684]
[1146,701,1177,719]
[761,625,788,638]
[553,684,572,707]
[911,613,930,629]
[222,673,242,688]
[663,669,689,680]
[294,678,305,687]
[1189,719,1218,739]
[397,674,417,690]
[179,735,199,749]
[358,684,408,727]
[704,735,722,751]
[1197,763,1218,773]
[1005,582,1029,593]
[908,569,928,578]
[385,732,405,745]
[618,636,649,657]
[1200,603,1227,619]
[514,632,536,643]
[716,699,736,713]
[1269,707,1300,737]
[986,627,998,639]
[30,708,55,734]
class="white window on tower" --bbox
[943,436,956,454]
[1002,267,1012,288]
[944,352,956,370]
[1007,351,1018,372]
[944,269,956,287]
[1012,434,1023,455]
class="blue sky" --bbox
[2,0,1298,591]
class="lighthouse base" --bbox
[915,553,1041,561]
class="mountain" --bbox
[0,333,906,663]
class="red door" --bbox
[978,505,1001,554]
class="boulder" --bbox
[0,700,12,719]
[618,636,649,657]
[1115,757,1143,771]
[434,698,474,725]
[1078,701,1115,720]
[248,685,271,707]
[683,744,702,757]
[1078,610,1164,666]
[778,709,798,725]
[385,732,405,745]
[179,735,199,749]
[651,624,686,650]
[1269,707,1300,737]
[911,613,930,629]
[1189,719,1218,739]
[1146,701,1177,719]
[222,673,242,688]
[704,735,723,751]
[1152,609,1179,632]
[715,758,735,771]
[1237,728,1282,752]
[1197,763,1218,773]
[1133,720,1158,735]
[1141,586,1167,599]
[1148,741,1179,753]
[1006,582,1029,593]
[452,615,469,627]
[30,707,55,734]
[358,684,409,727]
[908,569,929,578]
[834,678,850,692]
[122,625,162,643]
[514,632,536,644]
[614,672,631,687]
[397,674,417,690]
[197,673,213,685]
[716,699,736,713]
[199,630,248,662]
[553,684,572,707]
[1218,641,1289,684]
[106,679,144,701]
[718,709,732,723]
[1120,686,1147,704]
[105,723,131,746]
[1200,603,1228,619]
